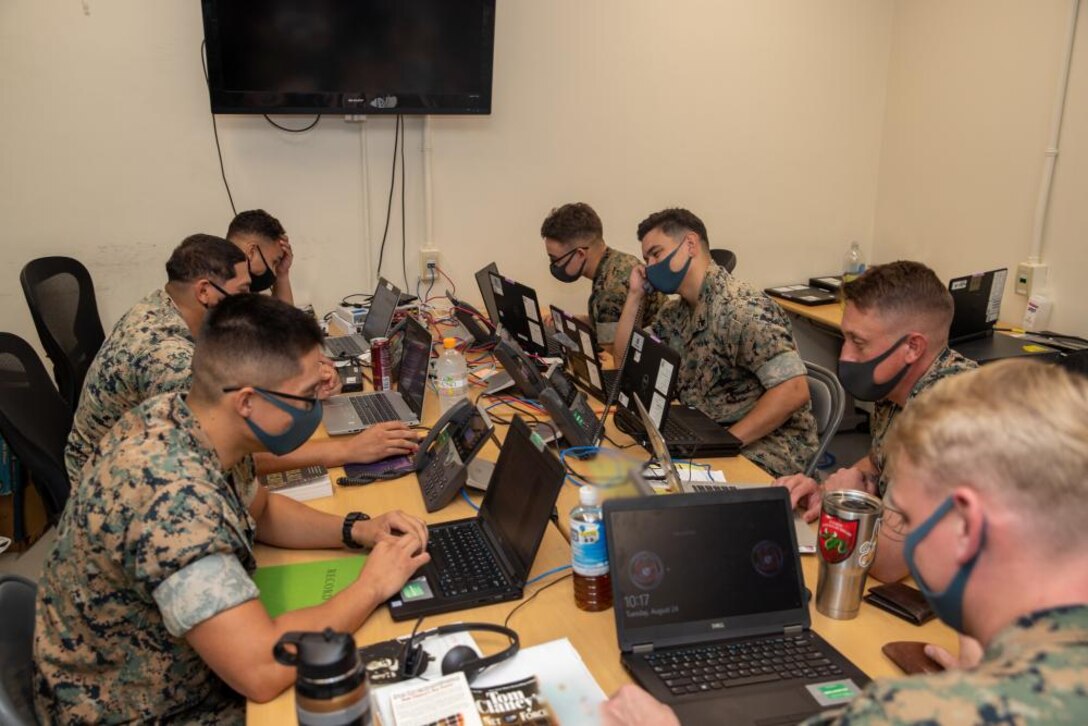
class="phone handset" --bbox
[415,399,494,512]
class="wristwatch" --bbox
[342,511,370,549]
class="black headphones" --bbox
[401,622,520,683]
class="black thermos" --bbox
[273,628,371,726]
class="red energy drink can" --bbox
[371,337,391,392]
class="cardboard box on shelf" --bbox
[0,479,49,553]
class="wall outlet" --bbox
[1015,262,1048,297]
[419,248,440,282]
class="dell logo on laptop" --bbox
[711,622,725,630]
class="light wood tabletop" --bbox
[247,322,957,724]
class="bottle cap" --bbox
[443,337,457,349]
[579,485,600,506]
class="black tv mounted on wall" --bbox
[201,0,496,115]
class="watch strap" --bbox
[342,511,370,549]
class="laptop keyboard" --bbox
[662,416,699,442]
[326,336,367,358]
[643,633,844,696]
[427,524,507,597]
[350,395,399,425]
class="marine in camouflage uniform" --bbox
[590,247,665,345]
[65,287,196,482]
[804,606,1088,725]
[35,392,259,724]
[649,264,817,478]
[869,346,977,497]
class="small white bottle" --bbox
[843,241,866,284]
[435,337,468,413]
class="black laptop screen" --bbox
[397,317,432,417]
[617,329,679,430]
[363,278,401,341]
[609,498,803,634]
[474,262,501,323]
[480,417,565,581]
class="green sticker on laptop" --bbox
[806,680,861,707]
[400,576,435,602]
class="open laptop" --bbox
[948,268,1008,344]
[324,277,403,359]
[486,271,562,358]
[614,328,743,458]
[388,416,565,621]
[550,305,619,402]
[764,284,838,306]
[604,490,870,726]
[322,315,430,435]
[633,394,816,553]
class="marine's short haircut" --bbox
[190,294,323,400]
[885,359,1088,545]
[227,209,286,242]
[636,208,710,248]
[842,260,954,333]
[165,234,247,284]
[540,203,603,245]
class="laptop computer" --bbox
[633,394,817,553]
[604,490,870,726]
[614,328,743,458]
[324,277,403,359]
[387,416,565,621]
[947,268,1008,344]
[322,315,431,435]
[765,285,838,306]
[486,271,562,358]
[550,305,619,402]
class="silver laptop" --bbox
[323,315,431,435]
[634,394,816,553]
[324,277,402,359]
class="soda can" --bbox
[371,337,392,392]
[815,489,883,620]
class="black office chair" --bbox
[0,333,73,524]
[803,361,846,477]
[20,257,105,410]
[709,248,737,273]
[0,574,38,726]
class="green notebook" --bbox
[252,555,367,618]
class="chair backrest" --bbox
[0,574,38,726]
[0,333,73,522]
[709,248,737,273]
[804,361,845,477]
[19,257,105,410]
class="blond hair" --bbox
[885,360,1088,542]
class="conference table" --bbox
[247,322,958,724]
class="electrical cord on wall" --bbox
[199,40,237,216]
[263,115,321,133]
[376,115,401,282]
[400,114,409,290]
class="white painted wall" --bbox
[0,0,895,353]
[873,0,1088,335]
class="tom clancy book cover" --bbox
[471,676,557,725]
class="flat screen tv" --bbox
[201,0,496,115]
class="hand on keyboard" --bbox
[601,685,680,726]
[338,422,422,465]
[351,510,429,552]
[359,534,431,601]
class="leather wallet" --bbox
[864,582,935,625]
[881,641,946,675]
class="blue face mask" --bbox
[902,496,987,633]
[645,242,692,294]
[243,388,323,456]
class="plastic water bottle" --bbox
[435,337,468,414]
[570,485,612,611]
[843,240,866,284]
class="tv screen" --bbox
[201,0,496,115]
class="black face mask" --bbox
[201,280,232,310]
[837,335,911,402]
[549,247,587,284]
[248,246,277,293]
